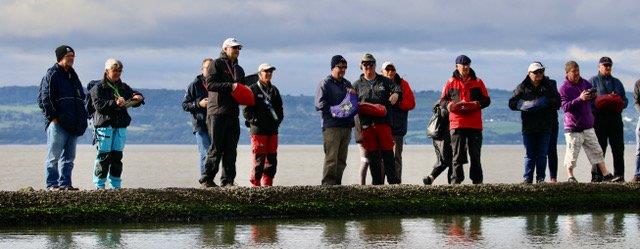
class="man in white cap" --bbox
[508,62,561,184]
[200,37,246,187]
[243,63,284,186]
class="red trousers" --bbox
[361,123,394,152]
[250,134,278,186]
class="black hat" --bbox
[599,56,612,65]
[455,55,471,65]
[331,55,347,69]
[55,45,74,62]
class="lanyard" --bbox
[257,81,272,102]
[106,81,122,98]
[224,60,237,82]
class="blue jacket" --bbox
[37,63,88,136]
[315,75,355,129]
[182,75,209,133]
[589,73,628,114]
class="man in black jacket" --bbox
[38,45,88,191]
[353,53,402,185]
[183,58,214,178]
[200,38,246,187]
[243,63,284,186]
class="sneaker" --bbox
[567,177,578,183]
[603,174,624,182]
[631,176,640,183]
[221,182,236,187]
[46,186,60,191]
[549,178,557,183]
[200,181,217,188]
[522,179,533,184]
[422,175,434,185]
[536,179,546,184]
[59,186,79,191]
[591,176,603,183]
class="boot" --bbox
[261,175,273,186]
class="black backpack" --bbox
[426,103,448,139]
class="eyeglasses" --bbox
[531,69,545,75]
[336,65,348,69]
[112,69,123,73]
[362,62,375,67]
[263,69,274,73]
[385,67,396,72]
[231,46,242,50]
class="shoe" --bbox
[59,186,79,191]
[603,174,624,182]
[591,176,603,183]
[46,186,60,191]
[200,181,217,188]
[567,177,578,183]
[631,176,640,182]
[522,179,533,184]
[423,175,434,185]
[536,179,545,184]
[221,182,236,187]
[549,178,557,183]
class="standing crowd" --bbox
[37,38,640,190]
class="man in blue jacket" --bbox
[183,58,214,178]
[37,45,88,191]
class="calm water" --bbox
[0,144,638,190]
[1,212,639,248]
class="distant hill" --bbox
[1,86,638,144]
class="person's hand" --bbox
[579,90,592,101]
[389,93,399,105]
[198,98,208,108]
[232,83,238,91]
[347,88,356,94]
[116,97,126,107]
[132,94,144,102]
[51,118,58,124]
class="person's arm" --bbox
[92,85,119,113]
[182,83,199,113]
[38,72,58,121]
[634,80,640,111]
[476,80,491,109]
[123,83,144,108]
[314,80,330,115]
[508,85,523,111]
[387,78,402,105]
[546,81,561,111]
[615,78,629,109]
[274,87,284,124]
[560,88,584,113]
[206,61,235,92]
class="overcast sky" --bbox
[1,0,639,94]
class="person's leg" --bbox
[393,135,404,183]
[108,127,127,189]
[322,128,340,185]
[467,130,483,184]
[44,123,64,189]
[450,129,467,184]
[591,114,607,182]
[426,138,447,184]
[195,130,211,176]
[582,128,610,176]
[564,132,583,180]
[535,133,550,182]
[522,133,535,183]
[362,127,383,185]
[201,115,223,185]
[58,127,77,188]
[609,116,625,178]
[263,134,278,186]
[547,123,559,181]
[635,119,640,180]
[335,128,352,185]
[93,127,113,189]
[358,144,369,185]
[250,135,267,187]
[379,124,398,184]
[220,117,240,186]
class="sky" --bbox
[1,0,639,95]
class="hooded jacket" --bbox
[560,77,594,132]
[182,75,209,133]
[352,73,402,127]
[206,51,246,116]
[388,74,412,136]
[439,69,490,130]
[508,76,561,134]
[38,63,88,136]
[243,81,284,135]
[90,78,144,128]
[315,75,355,128]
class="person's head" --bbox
[527,61,545,83]
[201,58,213,76]
[598,56,613,76]
[360,53,376,77]
[257,63,276,84]
[55,45,75,69]
[565,60,581,83]
[455,55,471,78]
[381,61,397,79]
[330,55,347,79]
[222,38,242,60]
[104,58,123,82]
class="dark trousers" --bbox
[547,122,559,179]
[592,113,625,180]
[429,135,453,184]
[450,128,483,184]
[522,132,550,182]
[200,115,240,185]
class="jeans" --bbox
[635,118,640,177]
[195,130,212,176]
[44,122,78,188]
[522,132,550,182]
[93,127,127,189]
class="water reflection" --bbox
[434,215,483,245]
[200,222,237,246]
[250,223,278,244]
[45,229,76,249]
[524,213,559,244]
[95,227,123,248]
[358,217,403,245]
[322,219,347,245]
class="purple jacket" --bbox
[559,77,594,132]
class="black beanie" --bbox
[331,55,347,69]
[55,45,74,62]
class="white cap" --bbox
[527,62,545,72]
[222,37,242,49]
[381,61,395,70]
[258,63,276,72]
[104,58,123,70]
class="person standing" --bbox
[353,53,402,185]
[508,62,561,184]
[439,55,491,184]
[89,59,144,189]
[200,38,246,188]
[559,61,621,182]
[315,55,355,185]
[382,61,415,183]
[243,63,284,186]
[37,45,88,191]
[633,78,640,183]
[423,101,453,185]
[183,58,214,178]
[589,56,627,182]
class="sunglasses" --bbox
[532,69,545,75]
[385,67,396,72]
[362,62,375,67]
[231,46,242,50]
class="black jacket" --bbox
[389,75,409,136]
[182,75,209,133]
[314,75,355,128]
[352,74,402,127]
[90,79,144,128]
[206,52,245,116]
[508,76,560,134]
[38,63,88,136]
[243,82,284,135]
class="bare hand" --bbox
[51,118,58,124]
[389,93,399,105]
[347,88,356,94]
[579,90,592,101]
[116,97,126,107]
[131,94,144,102]
[232,83,238,91]
[198,98,208,108]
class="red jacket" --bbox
[439,69,491,130]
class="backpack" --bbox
[426,103,447,139]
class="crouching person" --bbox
[243,63,284,186]
[90,59,144,189]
